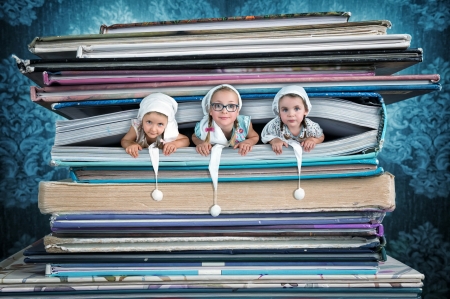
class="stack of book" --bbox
[1,11,438,298]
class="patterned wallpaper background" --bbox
[0,0,449,297]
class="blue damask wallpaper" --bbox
[0,0,449,297]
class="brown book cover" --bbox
[38,172,395,215]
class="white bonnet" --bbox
[272,85,311,116]
[138,92,179,142]
[201,84,242,115]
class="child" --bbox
[261,85,324,154]
[192,84,259,156]
[121,92,190,157]
[192,84,259,217]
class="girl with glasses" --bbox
[192,84,259,156]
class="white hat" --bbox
[138,92,179,142]
[272,85,311,116]
[201,84,242,115]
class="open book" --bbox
[54,95,383,146]
[51,92,385,182]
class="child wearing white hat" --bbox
[192,84,259,156]
[261,85,324,154]
[261,85,324,201]
[192,84,259,216]
[121,92,190,202]
[121,92,190,157]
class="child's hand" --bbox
[234,140,254,156]
[301,138,317,153]
[125,143,142,158]
[196,142,212,156]
[163,142,177,156]
[269,138,288,155]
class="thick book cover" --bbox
[68,160,381,184]
[75,34,411,59]
[0,288,424,298]
[43,234,383,253]
[49,213,384,238]
[100,12,352,34]
[38,172,395,214]
[50,226,384,239]
[46,263,380,277]
[24,238,388,264]
[28,74,440,105]
[43,68,375,86]
[13,49,424,88]
[51,146,383,166]
[50,213,385,228]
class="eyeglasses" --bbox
[210,103,239,112]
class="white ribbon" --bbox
[208,144,226,216]
[287,140,305,200]
[149,143,163,201]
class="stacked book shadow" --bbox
[2,11,437,298]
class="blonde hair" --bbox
[205,86,240,146]
[278,93,308,138]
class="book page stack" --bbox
[1,11,438,298]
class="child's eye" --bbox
[281,108,288,113]
[146,121,152,124]
[158,123,164,127]
[294,107,301,111]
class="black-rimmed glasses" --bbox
[211,103,239,112]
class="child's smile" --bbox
[209,89,239,133]
[142,112,168,140]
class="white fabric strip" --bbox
[149,143,163,201]
[287,140,305,200]
[208,144,226,216]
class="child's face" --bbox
[142,112,168,139]
[209,89,239,130]
[278,95,308,130]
